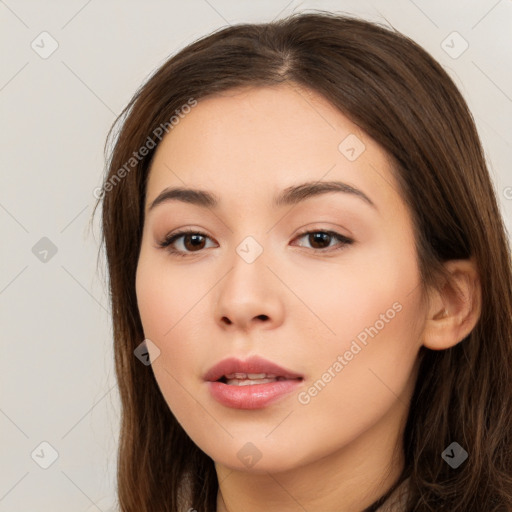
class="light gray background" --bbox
[1,1,511,511]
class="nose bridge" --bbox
[214,233,284,330]
[227,237,267,295]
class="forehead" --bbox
[144,84,401,214]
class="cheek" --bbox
[304,267,423,389]
[285,241,420,350]
[135,252,206,382]
[135,247,203,340]
[288,238,423,427]
[283,289,422,468]
[136,254,212,426]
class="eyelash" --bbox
[157,228,354,258]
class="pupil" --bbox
[310,233,330,249]
[185,234,205,251]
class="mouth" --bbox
[217,373,302,386]
[204,356,304,409]
[204,355,304,383]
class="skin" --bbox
[135,83,481,512]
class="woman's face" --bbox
[136,84,426,473]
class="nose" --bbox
[214,248,285,332]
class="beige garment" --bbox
[374,477,410,512]
[178,473,411,511]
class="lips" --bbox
[204,355,303,383]
[204,356,304,409]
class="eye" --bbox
[158,229,216,257]
[157,228,353,257]
[292,229,353,252]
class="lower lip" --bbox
[207,379,302,409]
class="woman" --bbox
[93,11,512,511]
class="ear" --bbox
[422,258,481,350]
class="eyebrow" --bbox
[147,180,377,213]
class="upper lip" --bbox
[204,355,303,382]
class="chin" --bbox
[206,438,317,475]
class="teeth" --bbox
[248,373,267,379]
[226,378,278,386]
[224,373,278,379]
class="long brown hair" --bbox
[92,11,512,511]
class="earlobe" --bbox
[422,258,481,351]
